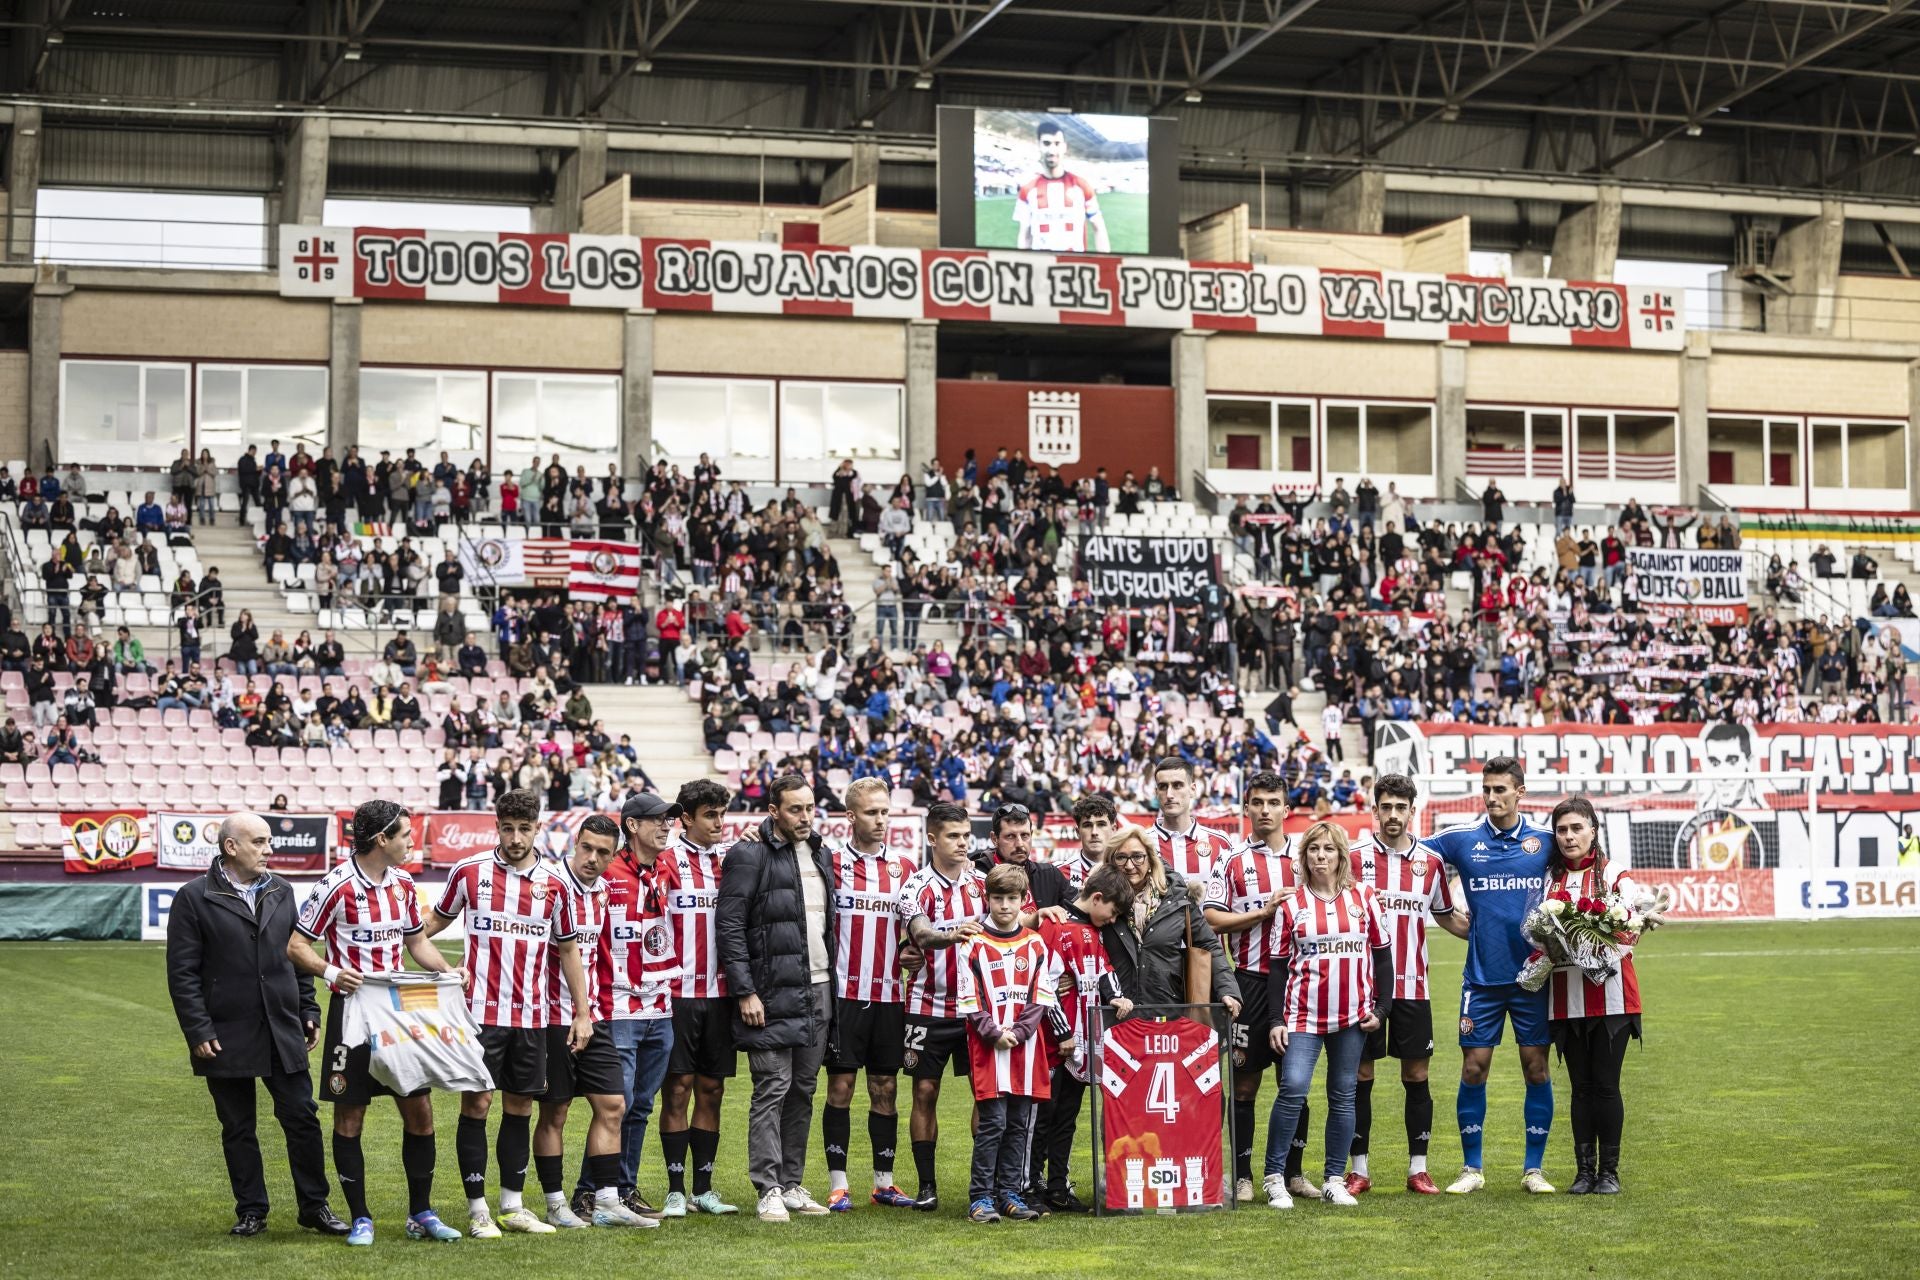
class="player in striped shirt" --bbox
[1344,774,1468,1196]
[530,814,652,1229]
[1015,118,1111,253]
[896,801,988,1212]
[1543,797,1643,1197]
[822,777,921,1211]
[426,788,590,1238]
[957,863,1059,1223]
[655,780,743,1219]
[1152,756,1236,883]
[1055,794,1119,889]
[288,799,463,1245]
[1202,770,1315,1205]
[1260,821,1392,1210]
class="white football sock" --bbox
[500,1189,522,1212]
[1410,1155,1428,1175]
[545,1191,566,1211]
[829,1170,849,1193]
[874,1170,895,1191]
[468,1197,489,1217]
[595,1186,621,1208]
[1353,1154,1369,1178]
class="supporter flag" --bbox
[522,539,573,585]
[569,541,643,600]
[61,810,154,875]
[457,536,527,588]
[354,521,394,538]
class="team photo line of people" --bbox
[167,753,1654,1241]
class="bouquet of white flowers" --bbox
[1516,881,1670,991]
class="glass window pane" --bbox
[729,383,776,479]
[198,368,245,456]
[1529,412,1565,478]
[440,373,488,460]
[143,365,189,463]
[1846,420,1905,490]
[248,367,329,455]
[1767,419,1801,487]
[62,361,144,464]
[1275,403,1313,473]
[1466,408,1526,476]
[1613,414,1675,482]
[360,368,443,456]
[1324,404,1361,473]
[828,385,902,462]
[1811,422,1844,488]
[781,385,827,480]
[1366,405,1432,476]
[493,375,539,468]
[1207,398,1270,471]
[1575,414,1611,480]
[652,378,727,461]
[538,377,619,472]
[1706,417,1764,486]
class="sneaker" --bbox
[1521,1168,1557,1195]
[757,1188,790,1223]
[622,1190,662,1218]
[1262,1174,1294,1210]
[591,1202,659,1229]
[466,1207,502,1240]
[570,1188,595,1220]
[999,1193,1040,1222]
[1234,1177,1254,1204]
[911,1187,939,1212]
[1345,1172,1372,1195]
[545,1202,590,1230]
[870,1185,916,1208]
[1286,1175,1319,1201]
[660,1192,688,1219]
[827,1189,853,1213]
[405,1210,462,1242]
[782,1187,830,1216]
[1406,1172,1441,1195]
[1445,1167,1485,1195]
[967,1198,1003,1224]
[346,1217,375,1246]
[1044,1189,1088,1214]
[498,1207,556,1234]
[1322,1178,1359,1207]
[689,1191,739,1215]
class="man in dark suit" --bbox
[166,812,349,1238]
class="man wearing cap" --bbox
[167,812,350,1238]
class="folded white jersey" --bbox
[341,972,494,1095]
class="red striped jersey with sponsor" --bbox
[296,857,423,980]
[1547,865,1642,1019]
[434,851,577,1030]
[655,835,728,1000]
[896,862,986,1019]
[600,851,679,1020]
[957,927,1059,1101]
[1038,914,1114,1083]
[545,859,608,1025]
[1202,837,1299,973]
[1349,832,1455,1001]
[1269,885,1391,1035]
[1015,171,1101,253]
[829,841,919,1004]
[1154,819,1236,884]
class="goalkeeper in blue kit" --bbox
[1422,757,1558,1195]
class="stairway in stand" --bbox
[590,682,726,797]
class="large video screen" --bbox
[938,107,1179,258]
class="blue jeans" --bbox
[1262,1024,1364,1183]
[875,603,898,647]
[606,1018,674,1193]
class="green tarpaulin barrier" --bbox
[0,882,142,941]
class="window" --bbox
[1325,401,1436,478]
[1844,420,1906,490]
[653,376,898,484]
[778,383,903,484]
[360,369,487,463]
[1207,398,1273,471]
[493,373,621,475]
[36,189,266,270]
[197,365,329,458]
[323,199,533,233]
[59,360,190,466]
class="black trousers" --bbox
[205,1069,331,1218]
[1030,1067,1088,1193]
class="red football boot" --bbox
[1406,1172,1441,1195]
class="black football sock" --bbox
[1405,1079,1433,1157]
[824,1105,851,1174]
[661,1128,691,1195]
[1352,1078,1374,1156]
[1232,1099,1255,1182]
[1286,1104,1310,1180]
[496,1112,531,1194]
[456,1115,489,1204]
[587,1153,623,1201]
[688,1127,721,1197]
[869,1110,899,1179]
[333,1133,369,1220]
[402,1131,435,1217]
[536,1154,565,1196]
[912,1139,937,1190]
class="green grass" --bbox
[973,191,1150,255]
[3,921,1917,1278]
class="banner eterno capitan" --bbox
[280,227,1685,349]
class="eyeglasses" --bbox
[1110,852,1149,864]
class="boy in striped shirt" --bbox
[957,863,1058,1223]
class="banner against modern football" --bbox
[61,810,153,875]
[1624,547,1748,624]
[281,227,1684,349]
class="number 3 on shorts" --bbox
[330,1042,350,1073]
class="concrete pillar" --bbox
[1766,199,1846,337]
[1510,247,1547,278]
[1549,186,1621,282]
[822,141,881,203]
[7,105,43,263]
[1171,329,1209,496]
[282,115,331,227]
[1679,331,1713,504]
[1323,169,1385,235]
[1436,340,1468,499]
[537,129,610,234]
[622,310,655,476]
[1908,359,1920,512]
[328,300,361,454]
[905,319,938,473]
[27,276,66,470]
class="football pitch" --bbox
[974,192,1150,255]
[2,920,1915,1279]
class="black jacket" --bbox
[1101,872,1239,1012]
[166,860,318,1079]
[970,849,1069,913]
[716,816,837,1050]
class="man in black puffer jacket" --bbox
[716,773,838,1221]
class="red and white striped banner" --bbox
[569,540,642,600]
[280,227,1685,350]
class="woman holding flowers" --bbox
[1544,796,1644,1196]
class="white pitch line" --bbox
[1639,946,1920,959]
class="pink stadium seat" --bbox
[348,730,373,750]
[112,707,139,728]
[137,707,161,728]
[221,728,247,746]
[3,782,31,809]
[0,764,22,785]
[209,765,236,786]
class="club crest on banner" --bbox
[1028,390,1082,466]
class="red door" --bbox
[1290,436,1312,471]
[1226,434,1261,470]
[1769,452,1793,487]
[1708,451,1733,485]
